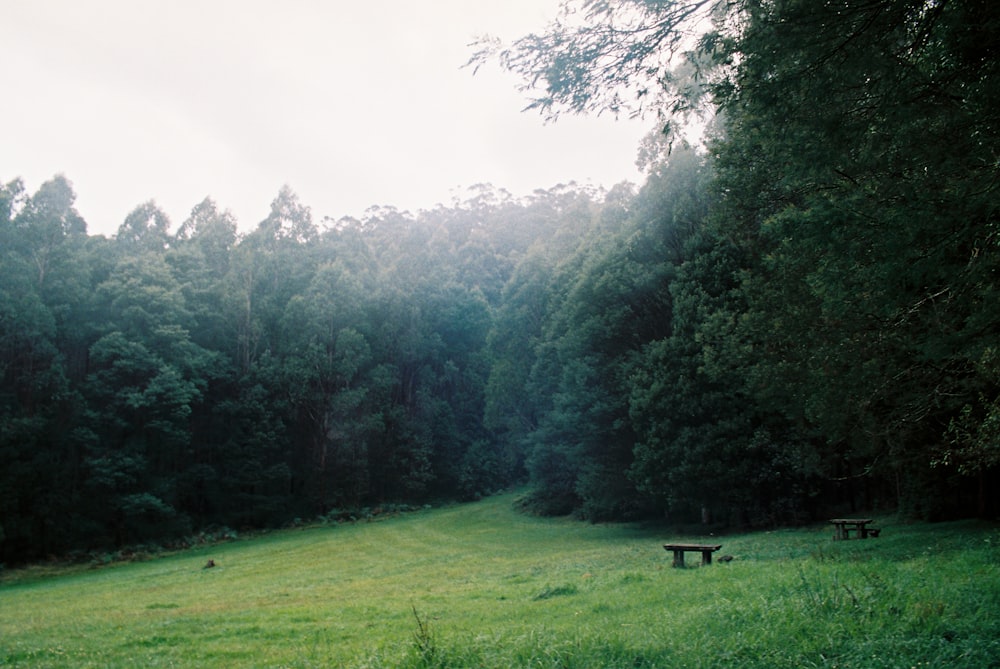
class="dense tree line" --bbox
[0,176,607,562]
[2,0,997,564]
[481,0,999,522]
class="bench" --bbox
[663,543,723,568]
[830,518,879,540]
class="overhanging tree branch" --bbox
[467,0,729,122]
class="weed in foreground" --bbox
[410,606,438,668]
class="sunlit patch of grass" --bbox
[1,495,999,667]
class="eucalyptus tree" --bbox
[0,176,97,560]
[277,260,377,511]
[487,183,647,517]
[81,249,213,544]
[9,175,87,288]
[224,186,318,374]
[116,200,171,252]
[168,198,238,351]
[258,184,318,245]
[4,175,93,379]
[173,197,238,275]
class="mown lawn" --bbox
[1,493,998,668]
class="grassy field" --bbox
[1,493,998,668]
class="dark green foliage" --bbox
[0,181,589,563]
[709,0,1000,517]
[479,0,999,523]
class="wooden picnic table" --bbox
[829,518,879,540]
[663,543,722,568]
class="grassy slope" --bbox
[1,493,998,668]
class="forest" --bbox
[2,0,998,565]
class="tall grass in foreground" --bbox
[1,493,998,668]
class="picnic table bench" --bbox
[830,518,880,540]
[663,543,723,568]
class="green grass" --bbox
[1,493,998,668]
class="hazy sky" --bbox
[2,1,651,237]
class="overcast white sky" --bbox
[2,0,652,237]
